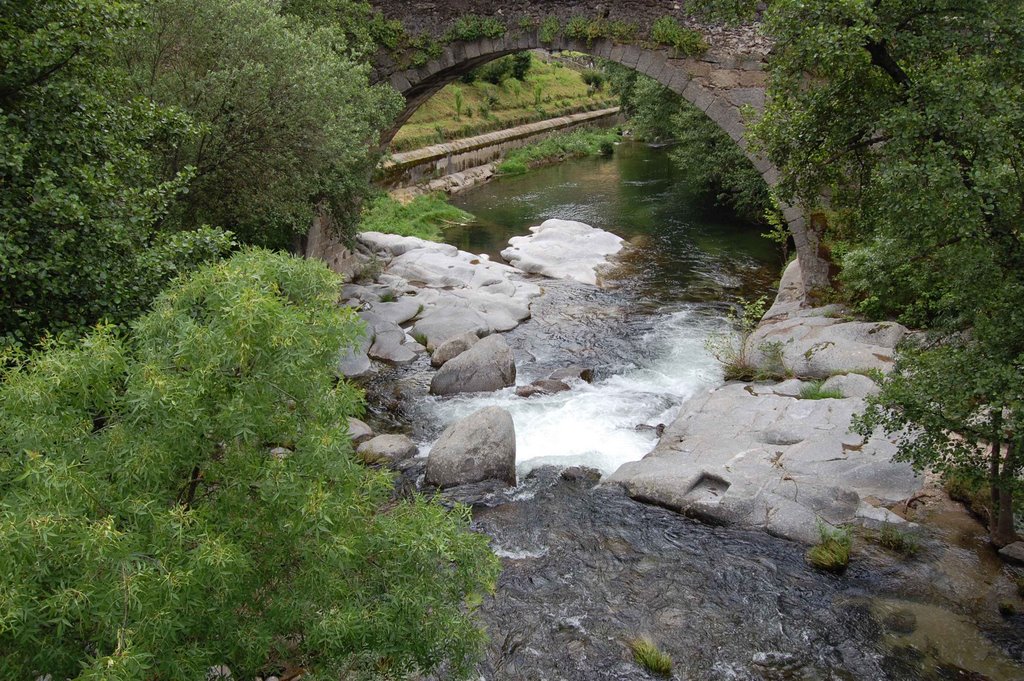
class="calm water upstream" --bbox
[369,142,1024,679]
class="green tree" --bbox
[0,0,233,348]
[125,0,401,250]
[0,250,499,679]
[697,0,1024,543]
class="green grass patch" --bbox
[876,523,920,557]
[799,379,844,400]
[807,524,851,572]
[650,17,708,55]
[360,194,473,241]
[628,637,673,677]
[496,127,619,175]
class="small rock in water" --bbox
[549,365,595,383]
[515,378,570,398]
[356,434,418,465]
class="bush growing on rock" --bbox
[0,250,499,680]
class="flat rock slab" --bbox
[500,219,625,286]
[606,383,922,544]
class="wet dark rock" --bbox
[549,365,595,383]
[470,480,975,681]
[633,423,665,437]
[883,609,918,634]
[560,466,602,484]
[515,378,571,398]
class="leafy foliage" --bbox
[806,524,851,572]
[444,14,506,42]
[649,17,707,55]
[0,0,233,348]
[0,250,499,680]
[799,380,843,400]
[126,0,401,249]
[359,194,473,241]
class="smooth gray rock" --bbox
[346,417,374,444]
[369,328,417,364]
[430,334,516,395]
[356,434,418,465]
[431,331,479,367]
[500,219,625,286]
[821,373,880,400]
[371,298,421,325]
[744,262,908,379]
[412,308,490,351]
[426,407,516,488]
[998,541,1024,565]
[337,333,372,378]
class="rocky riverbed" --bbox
[337,218,1024,680]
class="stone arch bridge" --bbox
[308,1,830,294]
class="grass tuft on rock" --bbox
[807,524,851,572]
[799,379,844,400]
[876,523,920,557]
[628,636,673,677]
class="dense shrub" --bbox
[0,250,500,680]
[126,0,401,249]
[0,0,236,349]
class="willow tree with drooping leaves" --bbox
[693,0,1024,544]
[0,250,500,680]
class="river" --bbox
[368,142,1024,680]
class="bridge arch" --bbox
[355,26,830,293]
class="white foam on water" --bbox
[420,308,726,477]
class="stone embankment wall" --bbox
[379,107,621,191]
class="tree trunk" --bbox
[991,441,1020,548]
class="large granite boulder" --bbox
[425,407,517,488]
[606,382,921,544]
[500,219,625,286]
[430,334,516,396]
